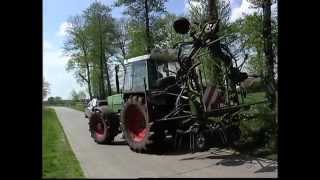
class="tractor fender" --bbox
[94,105,111,119]
[94,105,119,124]
[85,108,92,119]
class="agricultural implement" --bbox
[85,17,266,153]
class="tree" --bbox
[248,0,277,111]
[186,0,234,88]
[84,2,117,98]
[71,90,87,101]
[47,96,63,105]
[187,0,231,27]
[152,12,185,49]
[64,15,93,99]
[43,78,50,100]
[47,97,55,104]
[229,13,264,75]
[126,23,149,58]
[114,18,130,69]
[64,2,118,99]
[71,89,80,101]
[115,0,168,54]
[54,96,63,105]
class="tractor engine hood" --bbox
[150,48,178,64]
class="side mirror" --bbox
[173,17,190,34]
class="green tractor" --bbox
[85,17,265,153]
[86,52,183,152]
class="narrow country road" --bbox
[52,106,278,178]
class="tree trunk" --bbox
[115,65,120,94]
[98,14,106,99]
[207,0,239,105]
[104,58,112,96]
[207,0,223,86]
[82,45,93,100]
[262,0,276,110]
[85,61,93,99]
[144,0,151,53]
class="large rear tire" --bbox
[89,106,118,144]
[121,96,165,153]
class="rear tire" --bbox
[195,131,209,152]
[121,96,165,153]
[89,107,118,144]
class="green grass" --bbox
[243,92,267,104]
[43,107,85,178]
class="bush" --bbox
[238,103,277,157]
[247,81,264,93]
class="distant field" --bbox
[42,107,84,178]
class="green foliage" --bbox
[198,49,223,86]
[152,12,185,48]
[187,0,231,27]
[71,90,80,101]
[243,92,266,104]
[226,11,277,76]
[64,2,118,98]
[43,108,84,178]
[115,0,167,24]
[238,103,277,158]
[127,22,148,58]
[114,18,130,67]
[115,0,168,56]
[70,89,87,101]
[64,15,92,87]
[47,96,64,105]
[186,0,231,87]
[84,2,116,57]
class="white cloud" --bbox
[184,0,202,14]
[43,39,85,100]
[230,0,257,22]
[57,21,72,37]
[230,0,278,22]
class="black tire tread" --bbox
[89,106,119,144]
[121,96,165,153]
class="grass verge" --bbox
[68,103,85,112]
[43,107,85,178]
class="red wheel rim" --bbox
[126,105,147,142]
[94,117,105,139]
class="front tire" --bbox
[121,96,164,153]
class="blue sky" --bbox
[43,0,246,100]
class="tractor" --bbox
[85,17,265,153]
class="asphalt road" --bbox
[52,106,278,178]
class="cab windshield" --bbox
[124,60,147,92]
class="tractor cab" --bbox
[123,50,180,95]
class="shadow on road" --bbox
[179,148,278,173]
[104,135,278,174]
